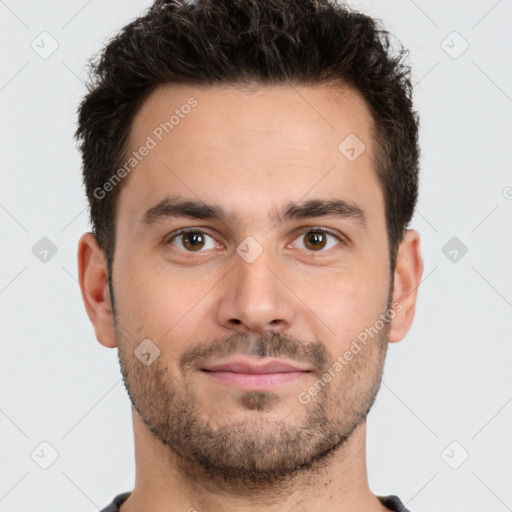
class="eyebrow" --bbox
[139,195,367,229]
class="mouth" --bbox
[200,357,313,390]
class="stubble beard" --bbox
[115,308,389,493]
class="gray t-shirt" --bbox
[100,491,412,511]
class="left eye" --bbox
[292,229,341,251]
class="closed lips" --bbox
[201,360,311,373]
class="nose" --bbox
[215,247,296,335]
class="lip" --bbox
[202,359,309,373]
[200,358,312,390]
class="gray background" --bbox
[1,0,511,510]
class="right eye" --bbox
[166,229,219,252]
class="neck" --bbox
[120,409,387,512]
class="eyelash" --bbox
[165,227,344,255]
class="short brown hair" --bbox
[76,0,420,274]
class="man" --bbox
[76,0,424,511]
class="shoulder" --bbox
[378,494,413,512]
[99,491,132,512]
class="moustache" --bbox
[178,331,328,373]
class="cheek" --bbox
[112,256,167,338]
[305,266,389,347]
[115,262,211,345]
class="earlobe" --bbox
[77,232,117,348]
[388,229,424,343]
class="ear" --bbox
[77,232,117,348]
[388,229,424,343]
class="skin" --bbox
[78,83,423,512]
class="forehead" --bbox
[116,83,383,230]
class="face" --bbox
[105,84,397,487]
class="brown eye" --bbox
[181,232,205,251]
[168,230,216,252]
[293,229,341,252]
[304,231,327,250]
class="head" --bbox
[77,0,423,490]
